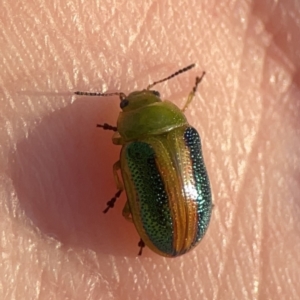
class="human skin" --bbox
[1,0,300,299]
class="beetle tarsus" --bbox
[97,123,117,131]
[194,72,206,92]
[103,190,123,213]
[138,239,145,256]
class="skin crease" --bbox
[0,0,300,299]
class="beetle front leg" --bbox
[103,161,124,213]
[112,132,125,145]
[97,123,117,131]
[181,72,205,112]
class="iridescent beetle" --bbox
[75,64,212,257]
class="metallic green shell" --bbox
[120,125,212,257]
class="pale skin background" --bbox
[0,0,300,299]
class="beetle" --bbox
[75,64,212,257]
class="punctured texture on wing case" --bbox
[120,125,212,257]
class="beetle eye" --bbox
[120,99,129,109]
[151,90,160,97]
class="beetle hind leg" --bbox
[138,239,145,256]
[103,161,124,213]
[122,201,133,222]
[181,72,205,112]
[122,202,145,256]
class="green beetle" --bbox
[75,64,212,257]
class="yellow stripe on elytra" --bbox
[151,127,199,255]
[131,127,199,256]
[168,127,198,254]
[144,133,183,255]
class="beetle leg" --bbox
[103,161,123,213]
[97,125,124,145]
[138,239,145,256]
[123,208,145,255]
[181,72,205,112]
[112,161,123,190]
[96,123,117,131]
[112,132,125,145]
[122,201,133,222]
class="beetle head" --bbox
[119,90,161,111]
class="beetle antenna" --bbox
[74,91,126,100]
[147,64,196,90]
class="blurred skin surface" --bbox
[1,0,300,299]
